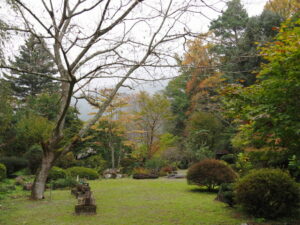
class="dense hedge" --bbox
[0,157,28,176]
[0,163,7,181]
[50,177,78,190]
[187,159,237,191]
[66,167,99,180]
[48,167,67,181]
[235,169,300,218]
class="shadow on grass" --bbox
[187,187,218,194]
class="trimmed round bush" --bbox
[0,163,7,181]
[235,169,300,218]
[66,167,99,180]
[0,157,28,176]
[187,159,237,191]
[48,166,66,181]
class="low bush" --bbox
[235,169,300,218]
[48,167,67,181]
[66,167,99,180]
[132,167,158,179]
[220,154,236,164]
[145,158,166,173]
[187,159,237,191]
[216,183,235,207]
[0,183,16,192]
[132,167,151,175]
[50,177,78,190]
[0,163,7,181]
[78,155,107,174]
[0,157,28,176]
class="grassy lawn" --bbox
[0,178,284,225]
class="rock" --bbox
[167,174,185,179]
[75,188,97,215]
[71,183,90,198]
[23,183,33,191]
[132,174,159,179]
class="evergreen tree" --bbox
[5,35,58,99]
[209,0,250,85]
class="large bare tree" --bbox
[0,0,211,199]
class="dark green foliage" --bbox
[145,158,166,174]
[248,150,289,168]
[24,144,42,174]
[66,167,99,180]
[187,159,237,191]
[288,155,300,181]
[0,157,28,176]
[0,163,7,181]
[78,155,107,174]
[5,34,58,99]
[48,167,67,181]
[235,169,300,218]
[50,177,78,190]
[164,73,189,136]
[216,183,235,207]
[220,154,236,164]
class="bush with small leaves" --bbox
[50,177,78,190]
[0,157,28,176]
[0,163,7,181]
[187,159,237,191]
[48,166,67,181]
[235,169,300,218]
[66,167,99,180]
[216,183,235,207]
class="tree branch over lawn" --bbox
[0,0,211,200]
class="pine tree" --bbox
[5,35,58,99]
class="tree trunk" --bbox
[111,144,115,169]
[31,151,55,200]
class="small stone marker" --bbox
[73,183,97,215]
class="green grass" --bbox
[0,178,296,225]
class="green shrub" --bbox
[66,167,99,180]
[145,158,166,173]
[24,144,42,174]
[235,169,300,218]
[48,167,66,181]
[0,163,7,181]
[0,183,16,192]
[220,154,236,164]
[55,152,79,169]
[187,159,237,191]
[50,177,78,190]
[0,157,28,176]
[79,155,107,174]
[216,183,235,207]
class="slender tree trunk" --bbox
[117,148,122,169]
[111,144,115,169]
[31,151,55,200]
